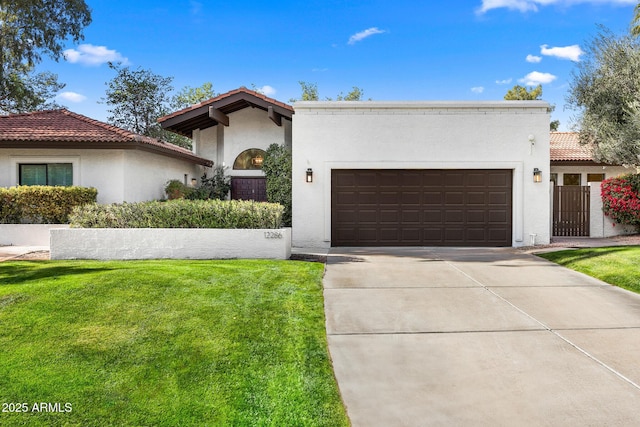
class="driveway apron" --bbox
[324,247,640,426]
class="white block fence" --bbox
[0,224,69,246]
[50,228,291,260]
[589,185,636,238]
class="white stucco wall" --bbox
[292,101,551,248]
[550,164,631,186]
[589,185,637,238]
[194,107,292,177]
[0,148,201,203]
[50,228,292,260]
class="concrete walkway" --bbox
[324,247,640,426]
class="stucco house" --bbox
[291,101,551,248]
[549,131,630,186]
[10,90,606,248]
[0,109,211,203]
[158,87,293,202]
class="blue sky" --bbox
[40,0,638,131]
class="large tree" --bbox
[567,28,640,167]
[102,62,174,138]
[632,2,640,37]
[0,0,91,113]
[504,84,559,131]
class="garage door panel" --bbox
[445,192,464,204]
[331,169,512,246]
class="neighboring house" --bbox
[292,100,551,248]
[158,87,293,202]
[550,132,630,186]
[0,109,212,203]
[549,132,633,238]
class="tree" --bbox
[631,2,640,37]
[567,28,640,167]
[504,84,542,100]
[262,143,292,226]
[504,84,559,131]
[337,86,365,101]
[0,0,91,113]
[290,81,366,102]
[171,82,216,111]
[102,62,174,139]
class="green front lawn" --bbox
[0,259,348,426]
[538,246,640,293]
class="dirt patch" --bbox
[7,251,50,261]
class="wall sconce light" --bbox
[191,178,197,186]
[306,168,313,183]
[533,168,542,183]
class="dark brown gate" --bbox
[231,177,267,202]
[553,186,590,237]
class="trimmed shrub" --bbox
[601,174,640,231]
[0,186,98,224]
[70,199,284,229]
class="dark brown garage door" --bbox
[331,169,512,247]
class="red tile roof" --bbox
[0,109,212,166]
[158,87,294,123]
[550,132,595,162]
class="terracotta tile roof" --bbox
[158,87,294,124]
[0,109,212,166]
[550,132,595,162]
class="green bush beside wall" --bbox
[0,186,98,224]
[70,199,284,229]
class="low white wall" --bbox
[0,224,69,246]
[589,186,636,238]
[50,228,291,260]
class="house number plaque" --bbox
[264,231,283,239]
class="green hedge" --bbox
[0,186,98,224]
[70,199,284,229]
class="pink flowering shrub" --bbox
[601,174,640,231]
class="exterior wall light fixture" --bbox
[191,178,198,186]
[306,168,313,183]
[533,168,542,183]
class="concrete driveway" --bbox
[324,247,640,426]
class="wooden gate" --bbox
[553,186,590,237]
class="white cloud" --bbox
[471,86,485,94]
[348,27,386,45]
[477,0,635,14]
[257,85,277,96]
[496,78,513,84]
[57,91,87,103]
[63,44,129,66]
[540,44,584,61]
[519,71,557,85]
[526,54,542,63]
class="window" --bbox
[19,163,73,186]
[562,173,581,186]
[587,173,605,183]
[233,149,266,170]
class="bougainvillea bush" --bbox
[601,173,640,231]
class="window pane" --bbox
[563,174,581,186]
[233,149,266,170]
[48,163,73,186]
[587,173,605,183]
[20,164,47,185]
